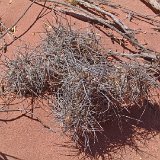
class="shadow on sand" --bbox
[140,0,160,14]
[57,100,160,159]
[0,152,22,160]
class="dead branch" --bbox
[33,0,148,50]
[142,0,160,12]
[108,50,159,62]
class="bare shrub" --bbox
[1,23,159,152]
[41,24,159,150]
[1,48,60,97]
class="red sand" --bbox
[0,0,160,160]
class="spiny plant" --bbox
[1,23,159,153]
[41,24,159,150]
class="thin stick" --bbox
[0,0,36,39]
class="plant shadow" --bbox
[64,100,160,159]
[0,152,22,160]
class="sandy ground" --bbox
[0,0,160,160]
